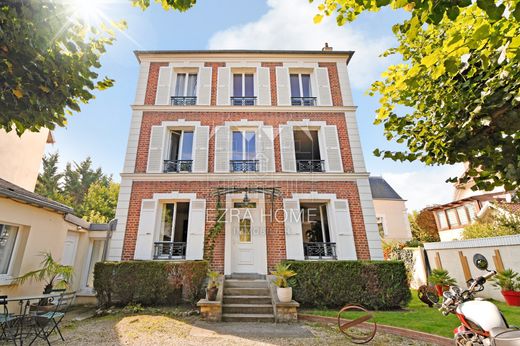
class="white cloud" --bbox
[381,165,464,212]
[207,0,394,90]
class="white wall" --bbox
[373,199,411,242]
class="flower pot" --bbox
[207,286,218,301]
[435,285,449,297]
[277,287,292,303]
[502,291,520,306]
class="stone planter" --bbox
[207,286,218,301]
[277,287,292,303]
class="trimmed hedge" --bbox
[94,260,208,307]
[284,260,411,310]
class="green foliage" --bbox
[463,206,520,239]
[36,153,118,222]
[0,0,124,134]
[428,269,456,286]
[205,198,225,263]
[15,252,74,294]
[409,210,440,243]
[207,270,219,289]
[271,263,296,288]
[492,269,520,292]
[314,0,520,191]
[284,260,411,310]
[93,260,208,307]
[132,0,197,11]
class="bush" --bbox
[284,260,411,310]
[94,260,208,307]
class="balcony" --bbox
[231,96,257,106]
[296,160,324,173]
[163,160,193,173]
[171,96,197,106]
[291,97,317,106]
[230,160,259,172]
[153,242,187,260]
[303,242,337,260]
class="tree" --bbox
[132,0,196,11]
[63,157,109,210]
[35,153,62,200]
[313,0,520,192]
[81,182,120,223]
[463,206,520,239]
[408,210,440,243]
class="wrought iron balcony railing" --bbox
[291,97,317,106]
[296,160,325,173]
[171,96,197,106]
[163,160,193,173]
[230,160,259,172]
[231,96,257,106]
[153,242,187,259]
[303,242,337,260]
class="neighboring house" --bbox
[107,47,383,274]
[0,128,54,192]
[369,176,412,242]
[0,178,111,302]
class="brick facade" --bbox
[318,62,343,106]
[261,62,283,106]
[204,62,226,106]
[144,62,168,105]
[122,180,371,271]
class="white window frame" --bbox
[0,222,22,284]
[376,215,388,236]
[174,72,198,97]
[233,73,255,97]
[290,73,312,98]
[168,130,194,161]
[232,129,257,161]
[159,202,177,244]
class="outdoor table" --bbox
[6,293,59,314]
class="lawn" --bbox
[302,290,520,338]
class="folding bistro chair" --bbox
[1,295,26,345]
[31,291,76,345]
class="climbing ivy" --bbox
[205,199,225,264]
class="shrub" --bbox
[428,269,456,286]
[283,260,411,310]
[94,260,208,307]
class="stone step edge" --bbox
[222,313,275,318]
[223,304,273,308]
[223,295,271,299]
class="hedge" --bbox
[93,260,208,307]
[284,260,411,310]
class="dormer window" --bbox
[172,73,197,106]
[232,73,256,106]
[290,73,315,106]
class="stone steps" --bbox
[225,279,269,288]
[222,313,275,322]
[224,287,270,296]
[222,303,273,314]
[223,295,272,305]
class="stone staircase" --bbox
[222,273,274,322]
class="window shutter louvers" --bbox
[257,126,275,172]
[257,67,271,106]
[185,199,206,260]
[217,67,231,105]
[147,126,165,173]
[197,67,212,105]
[214,125,231,172]
[275,67,291,106]
[192,126,210,172]
[155,66,172,105]
[332,199,357,260]
[322,125,343,172]
[283,199,305,260]
[316,67,332,106]
[279,125,296,172]
[134,199,157,260]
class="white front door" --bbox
[229,201,267,274]
[62,231,79,266]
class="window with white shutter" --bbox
[321,125,343,172]
[185,199,206,260]
[257,126,275,172]
[283,199,304,260]
[147,126,165,173]
[315,67,332,106]
[256,67,271,106]
[197,67,212,105]
[279,125,296,172]
[276,67,291,106]
[214,126,231,172]
[217,67,231,105]
[331,200,357,260]
[155,67,172,105]
[192,126,209,173]
[134,200,157,260]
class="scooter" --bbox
[427,253,520,345]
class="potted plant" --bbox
[428,269,456,297]
[492,269,520,306]
[206,271,219,301]
[271,263,296,303]
[15,252,73,309]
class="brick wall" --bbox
[122,180,371,271]
[204,62,226,106]
[318,62,343,106]
[134,111,355,174]
[144,62,168,105]
[261,62,283,106]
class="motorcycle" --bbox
[427,253,520,346]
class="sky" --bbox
[48,0,463,211]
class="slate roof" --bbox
[369,176,404,201]
[0,177,73,214]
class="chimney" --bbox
[322,42,333,51]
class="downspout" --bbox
[101,218,117,261]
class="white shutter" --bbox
[284,199,304,260]
[197,67,212,105]
[147,126,165,173]
[134,199,157,260]
[276,67,290,106]
[155,66,172,105]
[316,67,332,106]
[192,126,209,172]
[214,126,231,172]
[257,67,271,106]
[279,125,296,172]
[185,199,206,260]
[322,125,343,172]
[332,200,357,260]
[216,67,231,105]
[257,126,275,172]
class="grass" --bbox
[302,290,520,338]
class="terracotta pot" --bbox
[207,286,218,301]
[277,287,292,303]
[435,285,449,297]
[502,291,520,306]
